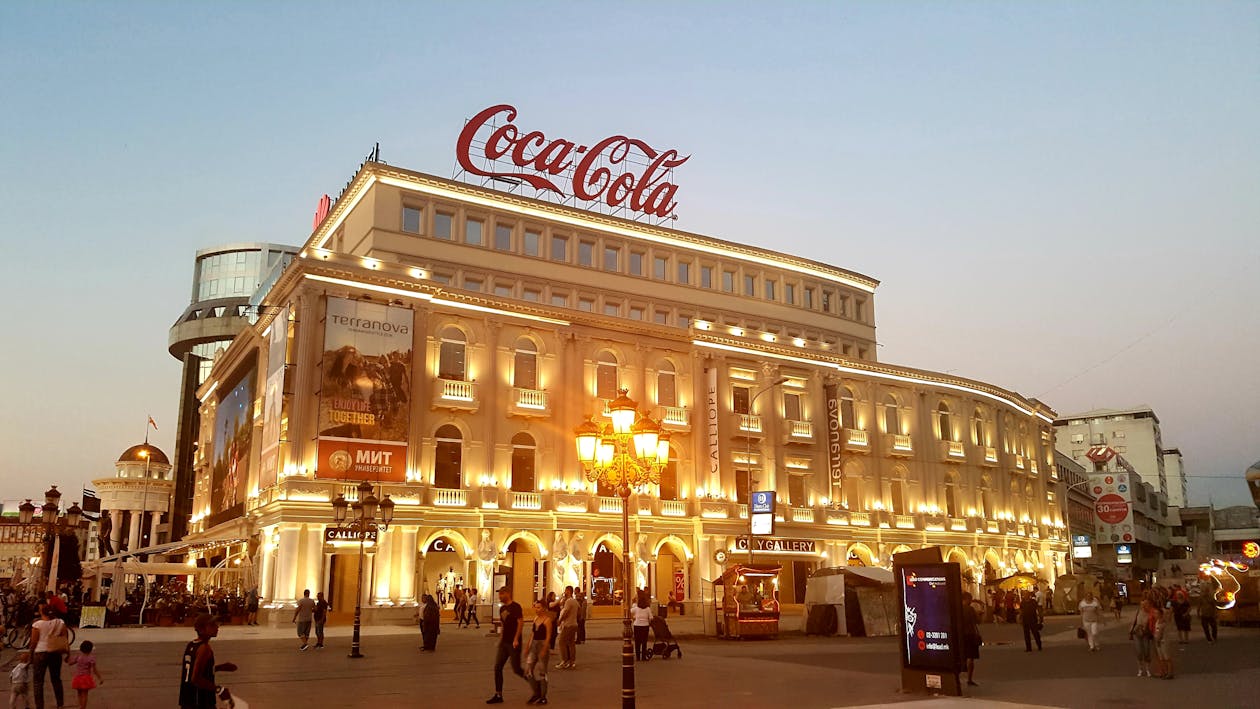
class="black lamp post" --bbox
[330,481,395,659]
[575,389,669,709]
[17,486,82,592]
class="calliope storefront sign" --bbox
[324,527,378,544]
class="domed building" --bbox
[91,442,174,555]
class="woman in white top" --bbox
[1078,590,1104,651]
[631,591,653,661]
[31,602,69,709]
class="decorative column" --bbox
[273,526,300,605]
[148,514,161,549]
[127,510,142,551]
[373,527,394,604]
[258,528,275,601]
[109,509,124,554]
[302,524,324,595]
[396,528,417,604]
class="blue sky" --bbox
[1,2,1256,507]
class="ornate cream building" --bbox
[187,161,1067,621]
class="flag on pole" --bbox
[148,416,158,431]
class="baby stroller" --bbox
[646,615,682,660]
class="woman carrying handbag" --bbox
[30,603,70,709]
[1128,599,1156,677]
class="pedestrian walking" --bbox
[454,587,467,628]
[1078,590,1103,651]
[1129,599,1156,677]
[1198,590,1218,643]
[31,602,69,709]
[1019,590,1043,652]
[293,589,316,651]
[418,594,440,651]
[69,641,103,709]
[313,592,329,649]
[545,592,560,649]
[575,589,588,644]
[523,599,555,705]
[179,614,237,709]
[1004,590,1018,624]
[555,587,580,669]
[961,592,982,687]
[486,587,526,705]
[245,587,260,626]
[1112,593,1124,621]
[465,588,481,629]
[10,650,34,709]
[1172,589,1191,643]
[631,591,652,661]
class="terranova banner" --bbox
[317,297,413,482]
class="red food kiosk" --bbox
[717,564,782,638]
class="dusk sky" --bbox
[1,2,1256,509]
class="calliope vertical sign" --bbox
[706,364,721,493]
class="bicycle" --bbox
[1,623,74,651]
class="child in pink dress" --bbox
[69,640,104,709]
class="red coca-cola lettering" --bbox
[1095,494,1129,525]
[455,104,689,218]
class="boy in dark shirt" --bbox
[179,614,237,709]
[486,587,526,704]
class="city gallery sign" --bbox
[456,104,689,219]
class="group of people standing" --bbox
[9,596,104,709]
[487,585,592,705]
[1125,585,1212,680]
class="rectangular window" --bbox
[494,283,513,297]
[1112,431,1126,438]
[653,309,669,325]
[785,283,795,305]
[629,306,645,320]
[551,235,568,262]
[804,287,814,309]
[603,301,621,316]
[522,288,541,302]
[466,219,484,246]
[732,385,751,414]
[550,291,569,307]
[821,290,833,313]
[524,230,541,257]
[463,276,483,292]
[764,280,776,300]
[1070,433,1085,443]
[700,265,713,288]
[629,252,644,276]
[654,255,668,280]
[434,212,453,240]
[736,470,751,505]
[744,274,756,296]
[402,206,422,233]
[578,297,595,312]
[604,246,620,271]
[678,313,691,329]
[858,348,868,360]
[431,272,452,285]
[578,241,595,267]
[855,299,866,321]
[784,392,802,421]
[722,270,735,292]
[677,261,690,284]
[495,224,512,251]
[789,475,807,507]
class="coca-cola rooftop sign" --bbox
[455,104,689,220]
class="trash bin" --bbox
[658,603,668,618]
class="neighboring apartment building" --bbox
[1162,448,1188,508]
[183,161,1066,621]
[1054,406,1168,494]
[166,243,297,542]
[1054,451,1093,569]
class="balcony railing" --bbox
[940,440,966,462]
[434,379,478,411]
[983,447,999,465]
[659,406,690,431]
[949,517,968,531]
[844,429,869,452]
[894,514,916,529]
[738,414,762,434]
[431,488,468,507]
[883,433,913,457]
[660,500,688,517]
[598,496,623,514]
[1015,454,1026,470]
[849,511,872,526]
[510,388,549,416]
[791,507,816,523]
[788,420,814,439]
[511,491,542,510]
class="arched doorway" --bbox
[590,535,625,606]
[500,533,545,606]
[422,534,467,609]
[653,537,690,611]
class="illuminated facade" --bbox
[187,162,1065,621]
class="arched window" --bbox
[509,432,536,492]
[513,338,538,390]
[890,478,907,515]
[438,327,466,381]
[656,361,677,407]
[840,387,856,429]
[972,410,985,446]
[595,351,619,399]
[658,454,678,501]
[945,483,960,517]
[844,476,863,510]
[882,394,899,435]
[433,424,462,488]
[937,402,953,441]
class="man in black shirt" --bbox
[1020,590,1043,651]
[487,586,526,704]
[179,614,237,709]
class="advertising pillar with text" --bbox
[316,297,413,482]
[895,562,964,695]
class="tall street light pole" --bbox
[331,481,394,659]
[18,487,81,594]
[575,389,669,709]
[745,377,787,566]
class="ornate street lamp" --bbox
[574,389,669,709]
[330,480,394,659]
[19,487,82,592]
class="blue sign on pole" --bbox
[751,491,775,514]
